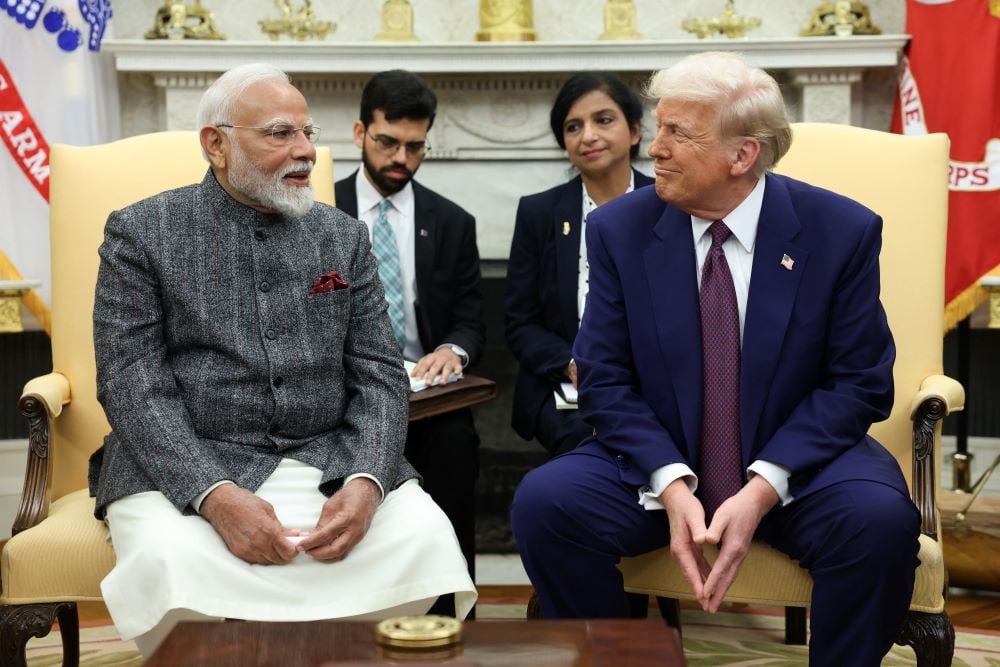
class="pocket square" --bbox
[310,270,349,295]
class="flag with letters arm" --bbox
[892,0,1000,330]
[0,0,117,333]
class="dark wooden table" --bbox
[408,374,497,422]
[146,618,686,666]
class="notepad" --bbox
[405,360,461,393]
[554,382,578,410]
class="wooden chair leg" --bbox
[655,597,682,634]
[0,601,79,667]
[785,606,807,645]
[527,591,542,619]
[896,609,955,667]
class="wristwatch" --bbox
[436,343,469,368]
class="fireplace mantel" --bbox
[105,35,908,74]
[106,36,908,260]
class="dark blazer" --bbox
[574,173,907,501]
[504,170,654,441]
[335,172,484,368]
[90,171,414,518]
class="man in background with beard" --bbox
[334,70,484,615]
[90,63,476,657]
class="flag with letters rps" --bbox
[893,0,1000,330]
[0,1,117,333]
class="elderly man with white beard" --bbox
[89,63,476,657]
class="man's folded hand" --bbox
[299,477,380,562]
[200,484,299,565]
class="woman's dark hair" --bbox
[550,72,644,159]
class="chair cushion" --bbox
[621,541,813,606]
[0,489,115,604]
[621,533,945,612]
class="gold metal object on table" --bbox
[376,615,462,649]
[259,0,335,41]
[145,0,225,40]
[476,0,537,41]
[0,281,40,333]
[374,0,418,42]
[682,1,761,40]
[801,1,881,37]
[599,0,642,40]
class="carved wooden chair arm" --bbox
[910,374,964,540]
[13,372,71,536]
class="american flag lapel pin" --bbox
[419,228,429,237]
[780,253,795,271]
[562,221,571,236]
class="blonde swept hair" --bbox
[646,52,791,177]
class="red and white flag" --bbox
[893,0,1000,330]
[0,1,118,333]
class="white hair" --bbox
[646,51,791,176]
[196,63,290,132]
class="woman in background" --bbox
[505,72,652,456]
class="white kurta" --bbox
[102,459,477,644]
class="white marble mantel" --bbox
[108,36,908,260]
[106,36,908,74]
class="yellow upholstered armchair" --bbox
[619,123,963,667]
[0,132,334,666]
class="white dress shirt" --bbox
[578,172,635,323]
[639,175,793,510]
[355,169,425,363]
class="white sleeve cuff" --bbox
[344,473,385,504]
[191,480,235,514]
[435,343,469,368]
[747,460,793,506]
[638,463,697,511]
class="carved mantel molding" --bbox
[105,36,908,74]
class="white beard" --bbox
[228,141,315,218]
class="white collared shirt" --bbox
[355,169,425,363]
[639,175,793,510]
[579,172,635,323]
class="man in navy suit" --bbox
[511,52,920,667]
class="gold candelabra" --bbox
[801,1,881,37]
[259,0,335,41]
[145,0,225,40]
[682,1,761,40]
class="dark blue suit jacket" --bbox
[505,170,654,441]
[574,173,907,501]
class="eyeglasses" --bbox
[366,130,430,157]
[216,123,322,146]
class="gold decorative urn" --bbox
[476,0,537,41]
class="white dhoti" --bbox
[102,459,477,655]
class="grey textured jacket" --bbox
[88,170,415,519]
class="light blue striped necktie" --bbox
[372,199,406,349]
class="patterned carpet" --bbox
[25,601,1000,666]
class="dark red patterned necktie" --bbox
[699,220,743,519]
